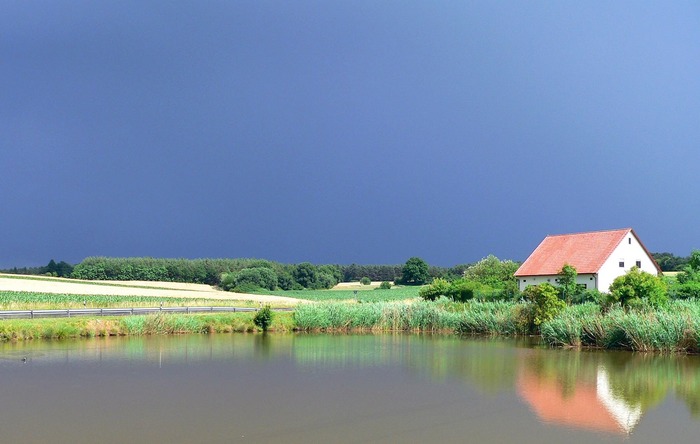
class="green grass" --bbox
[253,285,422,302]
[0,312,295,341]
[0,291,262,310]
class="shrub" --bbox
[523,283,566,327]
[379,281,392,290]
[446,279,485,302]
[419,278,451,301]
[608,267,668,308]
[360,277,371,285]
[253,305,273,331]
[226,267,278,292]
[675,281,700,299]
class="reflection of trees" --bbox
[517,347,700,431]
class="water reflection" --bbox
[1,334,699,438]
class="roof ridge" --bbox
[545,228,631,238]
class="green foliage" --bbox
[263,286,420,302]
[446,279,487,302]
[419,278,450,301]
[557,263,578,303]
[400,257,431,285]
[675,281,700,299]
[522,283,566,327]
[608,267,668,308]
[292,262,318,288]
[420,278,498,302]
[651,252,689,272]
[463,255,519,292]
[253,305,273,331]
[223,267,278,292]
[360,277,371,285]
[378,281,392,290]
[293,301,462,332]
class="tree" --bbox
[253,305,273,332]
[557,264,578,304]
[292,262,318,288]
[608,267,668,308]
[463,255,519,289]
[523,283,566,327]
[401,257,430,285]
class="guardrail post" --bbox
[30,310,33,319]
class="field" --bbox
[255,285,422,302]
[0,273,302,307]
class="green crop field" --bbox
[0,292,259,310]
[253,286,422,302]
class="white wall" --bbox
[597,233,659,292]
[518,274,597,292]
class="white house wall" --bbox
[597,233,659,292]
[518,274,596,292]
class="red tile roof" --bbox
[515,228,634,276]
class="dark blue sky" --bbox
[2,1,699,268]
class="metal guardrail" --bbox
[0,306,294,320]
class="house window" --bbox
[619,261,625,268]
[590,277,593,280]
[629,238,632,244]
[636,261,642,268]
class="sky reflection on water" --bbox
[0,334,698,443]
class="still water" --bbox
[0,334,698,443]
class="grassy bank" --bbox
[3,296,700,354]
[0,312,295,341]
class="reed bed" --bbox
[540,300,700,353]
[293,301,462,332]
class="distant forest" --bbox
[0,251,691,283]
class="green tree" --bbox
[253,305,273,332]
[523,283,566,327]
[557,264,578,304]
[293,262,318,288]
[401,257,431,285]
[463,255,519,289]
[608,267,668,308]
[419,278,451,301]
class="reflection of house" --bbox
[517,365,642,434]
[514,228,661,292]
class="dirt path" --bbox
[0,274,303,304]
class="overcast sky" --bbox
[2,1,699,268]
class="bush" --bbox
[360,277,371,285]
[523,283,566,327]
[253,305,273,331]
[674,281,700,299]
[447,279,485,302]
[608,267,668,308]
[379,281,392,290]
[419,278,451,301]
[223,267,278,292]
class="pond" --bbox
[0,334,698,443]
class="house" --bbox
[517,363,642,434]
[514,228,661,293]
